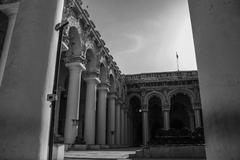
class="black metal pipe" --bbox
[48,21,68,160]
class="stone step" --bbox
[132,145,206,159]
[69,144,129,151]
[64,157,206,159]
[65,158,205,160]
[64,150,137,160]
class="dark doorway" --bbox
[130,96,142,146]
[148,96,163,144]
[170,93,193,131]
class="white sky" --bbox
[83,0,197,74]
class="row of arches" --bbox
[129,90,203,145]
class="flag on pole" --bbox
[176,52,179,71]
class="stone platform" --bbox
[64,150,137,160]
[132,145,206,159]
[64,145,206,160]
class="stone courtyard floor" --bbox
[64,150,137,159]
[64,149,206,160]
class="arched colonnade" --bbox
[127,88,203,146]
[53,2,129,146]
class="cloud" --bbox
[115,34,145,55]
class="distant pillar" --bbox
[54,87,64,135]
[96,83,109,145]
[64,61,85,144]
[84,72,100,144]
[142,104,149,146]
[0,3,19,85]
[189,113,195,132]
[115,99,121,145]
[124,109,128,145]
[194,108,202,128]
[108,92,117,144]
[120,104,125,144]
[163,108,170,130]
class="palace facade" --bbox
[0,0,204,149]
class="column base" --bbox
[52,144,65,160]
[74,136,85,144]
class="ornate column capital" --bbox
[64,54,85,64]
[108,92,117,99]
[120,102,126,109]
[162,104,171,111]
[162,108,171,112]
[141,104,148,112]
[84,72,100,84]
[97,83,109,92]
[116,98,123,105]
[193,102,202,110]
[0,2,19,16]
[65,61,86,72]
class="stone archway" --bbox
[129,95,142,146]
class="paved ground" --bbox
[64,147,206,160]
[65,150,136,159]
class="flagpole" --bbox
[176,52,179,72]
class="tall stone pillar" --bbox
[129,116,133,145]
[64,62,85,144]
[124,109,128,145]
[96,83,109,145]
[189,1,240,159]
[194,109,202,128]
[0,0,64,159]
[0,3,19,85]
[189,114,195,132]
[163,109,170,130]
[115,99,121,145]
[128,115,131,145]
[120,104,125,145]
[84,72,100,144]
[54,87,64,135]
[142,104,149,146]
[108,92,117,144]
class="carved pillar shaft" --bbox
[84,73,100,144]
[194,109,202,128]
[120,105,125,145]
[0,3,18,85]
[115,100,121,145]
[108,92,117,145]
[142,105,149,146]
[96,83,109,145]
[163,109,170,130]
[64,62,85,144]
